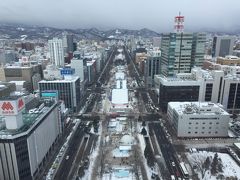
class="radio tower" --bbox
[174,12,184,33]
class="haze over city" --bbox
[0,0,240,32]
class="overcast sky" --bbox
[0,0,239,32]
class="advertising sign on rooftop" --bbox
[0,97,25,116]
[60,68,75,75]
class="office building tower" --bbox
[155,67,240,113]
[212,36,235,57]
[87,60,97,83]
[160,33,206,77]
[63,34,74,53]
[168,102,230,137]
[71,58,87,82]
[67,34,74,52]
[48,38,65,67]
[0,96,62,180]
[38,76,81,113]
[144,49,161,87]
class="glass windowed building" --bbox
[38,77,81,113]
[160,32,206,77]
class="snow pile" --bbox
[187,151,240,180]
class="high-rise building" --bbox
[87,60,97,83]
[160,32,206,77]
[144,49,161,87]
[63,34,74,53]
[71,58,87,82]
[38,76,81,113]
[212,36,235,57]
[67,34,74,52]
[48,38,65,67]
[0,96,62,180]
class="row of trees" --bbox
[201,153,223,178]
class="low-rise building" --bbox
[0,63,43,92]
[168,102,230,137]
[0,82,16,97]
[217,56,240,66]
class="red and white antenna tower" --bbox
[174,12,184,33]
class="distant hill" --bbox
[0,23,161,41]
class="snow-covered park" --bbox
[186,151,240,180]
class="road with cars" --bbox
[149,122,184,179]
[54,124,85,180]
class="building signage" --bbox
[41,90,58,100]
[18,98,25,111]
[0,97,25,116]
[0,101,16,115]
[60,68,75,75]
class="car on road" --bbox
[171,161,176,167]
[66,155,69,160]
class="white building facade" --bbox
[48,38,65,67]
[168,102,230,137]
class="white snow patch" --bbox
[81,123,102,180]
[187,151,240,180]
[112,148,130,157]
[137,134,152,180]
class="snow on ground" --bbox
[187,151,240,180]
[228,130,236,138]
[137,133,152,180]
[112,148,130,157]
[81,123,102,180]
[108,119,126,134]
[102,166,136,180]
[137,133,146,155]
[102,172,135,180]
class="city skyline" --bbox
[0,0,240,32]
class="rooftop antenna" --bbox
[174,12,184,33]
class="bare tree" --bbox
[189,153,207,178]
